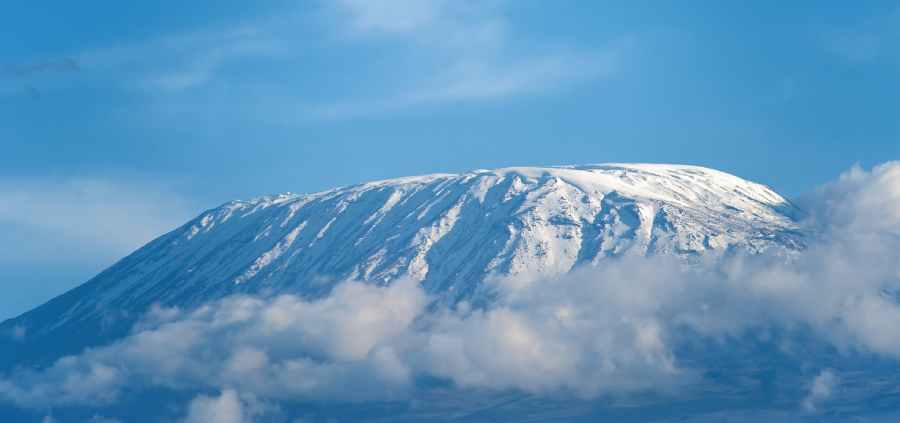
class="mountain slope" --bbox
[0,163,806,369]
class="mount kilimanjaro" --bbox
[1,163,806,370]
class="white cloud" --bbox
[802,161,900,236]
[78,26,286,93]
[336,0,446,34]
[0,279,427,408]
[183,389,247,423]
[45,1,630,123]
[310,0,631,118]
[141,31,285,92]
[0,355,124,407]
[304,42,627,121]
[1,163,899,419]
[802,369,838,412]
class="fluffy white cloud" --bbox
[0,278,428,408]
[183,390,247,423]
[0,163,898,419]
[803,161,900,235]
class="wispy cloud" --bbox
[308,0,632,118]
[336,0,448,34]
[76,26,286,93]
[822,7,900,63]
[304,42,628,121]
[53,1,631,121]
[802,369,838,413]
[0,177,197,262]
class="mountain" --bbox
[0,163,806,369]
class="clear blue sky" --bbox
[1,0,898,319]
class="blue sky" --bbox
[1,0,898,319]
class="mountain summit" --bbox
[1,163,805,368]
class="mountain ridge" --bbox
[1,163,807,370]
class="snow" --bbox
[234,221,306,284]
[6,163,806,336]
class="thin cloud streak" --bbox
[0,177,197,262]
[75,25,288,93]
[49,1,633,122]
[306,0,633,120]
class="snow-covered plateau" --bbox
[2,164,807,363]
[17,162,898,422]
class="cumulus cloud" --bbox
[183,390,248,423]
[801,161,900,236]
[414,262,686,396]
[0,163,898,419]
[0,279,427,408]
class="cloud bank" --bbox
[0,162,898,420]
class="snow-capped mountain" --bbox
[0,163,806,369]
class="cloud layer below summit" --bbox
[1,163,899,421]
